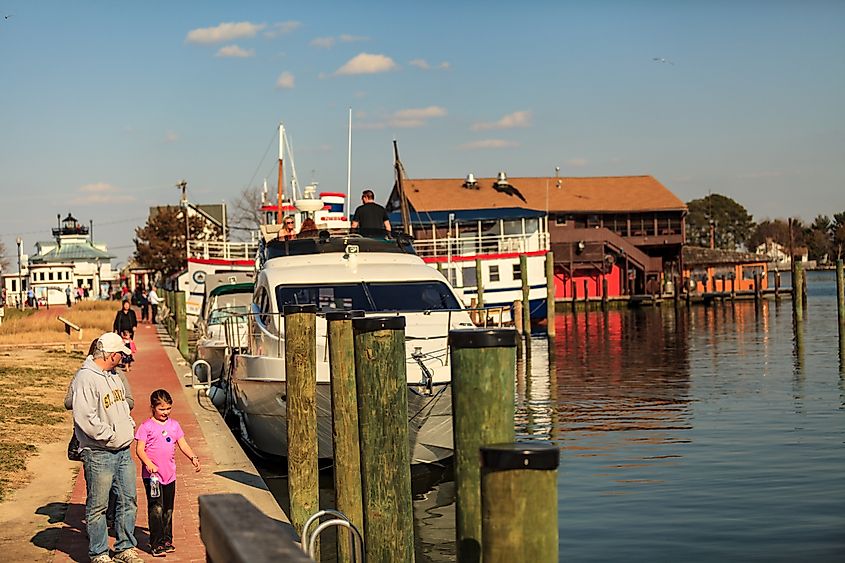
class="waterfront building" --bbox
[754,239,809,270]
[682,246,770,294]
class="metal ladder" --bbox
[302,509,364,562]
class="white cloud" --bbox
[458,139,519,150]
[276,72,295,89]
[186,22,265,45]
[409,59,430,70]
[392,106,447,120]
[265,21,301,38]
[471,110,533,131]
[164,131,179,143]
[335,53,398,75]
[566,157,588,168]
[339,34,368,43]
[437,61,451,70]
[71,183,135,205]
[737,170,786,179]
[357,106,447,129]
[311,36,335,48]
[216,44,255,58]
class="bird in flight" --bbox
[653,57,674,65]
[4,14,13,19]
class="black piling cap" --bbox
[283,304,317,315]
[352,315,406,333]
[480,442,560,471]
[449,328,518,349]
[325,310,365,321]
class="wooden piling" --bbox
[753,273,761,304]
[730,276,736,301]
[837,260,844,328]
[793,260,804,322]
[450,329,517,562]
[774,271,781,300]
[352,316,414,563]
[283,304,319,553]
[326,310,364,562]
[802,268,808,309]
[545,252,555,337]
[570,280,577,313]
[475,258,484,309]
[520,254,530,334]
[175,292,188,359]
[513,300,524,336]
[602,278,609,312]
[480,443,560,563]
[583,279,589,310]
[672,275,679,308]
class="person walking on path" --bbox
[139,289,149,323]
[72,332,144,563]
[135,389,201,557]
[351,189,391,235]
[147,287,160,325]
[113,300,138,339]
[66,285,73,308]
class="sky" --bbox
[1,0,844,266]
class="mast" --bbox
[277,123,285,224]
[393,140,411,234]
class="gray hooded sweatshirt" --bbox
[72,357,135,451]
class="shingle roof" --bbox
[400,175,686,214]
[683,246,770,266]
[30,243,114,263]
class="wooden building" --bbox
[682,246,770,294]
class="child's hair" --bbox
[121,330,131,338]
[150,389,173,407]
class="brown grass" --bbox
[0,302,117,345]
[0,348,83,500]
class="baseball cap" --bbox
[98,332,132,354]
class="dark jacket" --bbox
[113,309,138,335]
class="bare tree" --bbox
[0,239,8,272]
[228,185,265,241]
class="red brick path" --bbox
[54,317,214,562]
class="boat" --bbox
[194,272,255,385]
[222,231,475,464]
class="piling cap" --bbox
[352,315,405,333]
[325,310,365,321]
[449,328,517,349]
[283,304,317,315]
[480,442,560,471]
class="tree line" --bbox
[686,193,845,262]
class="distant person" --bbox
[277,216,297,240]
[351,189,391,235]
[148,287,160,325]
[72,332,144,563]
[120,329,137,371]
[135,389,201,557]
[26,288,35,308]
[298,217,318,238]
[65,285,72,308]
[113,299,138,338]
[140,289,149,323]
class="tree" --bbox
[832,212,845,259]
[686,193,754,250]
[0,239,8,272]
[804,215,832,262]
[748,218,806,252]
[134,206,221,278]
[228,185,265,241]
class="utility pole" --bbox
[177,180,189,261]
[16,237,23,309]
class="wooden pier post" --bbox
[602,278,609,312]
[774,270,781,300]
[352,316,414,563]
[730,275,736,301]
[837,259,845,328]
[283,304,319,553]
[480,443,560,563]
[475,258,484,309]
[520,254,530,334]
[450,329,517,562]
[545,252,556,337]
[583,279,589,310]
[175,292,188,359]
[802,268,808,310]
[513,300,524,337]
[571,280,577,313]
[793,260,804,322]
[753,273,761,304]
[326,310,364,561]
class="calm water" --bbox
[414,270,845,562]
[259,271,845,562]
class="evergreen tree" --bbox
[686,193,754,250]
[134,206,220,278]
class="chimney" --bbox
[463,173,478,189]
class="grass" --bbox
[0,301,117,345]
[0,348,85,501]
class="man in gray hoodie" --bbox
[72,332,144,563]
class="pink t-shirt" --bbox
[135,417,184,485]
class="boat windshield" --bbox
[208,305,250,324]
[275,281,461,313]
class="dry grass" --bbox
[0,348,83,500]
[0,302,117,345]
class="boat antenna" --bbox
[277,123,284,224]
[347,107,352,220]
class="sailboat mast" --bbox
[347,107,352,220]
[277,123,285,224]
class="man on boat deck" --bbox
[351,189,391,235]
[277,215,297,240]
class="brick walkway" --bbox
[54,318,216,562]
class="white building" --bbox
[2,214,117,307]
[754,239,808,270]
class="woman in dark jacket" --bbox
[113,299,138,338]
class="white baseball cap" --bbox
[98,332,132,354]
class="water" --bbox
[258,271,845,561]
[414,270,845,562]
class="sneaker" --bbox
[113,548,145,563]
[163,541,175,553]
[150,545,167,558]
[91,554,114,563]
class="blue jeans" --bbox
[82,448,138,557]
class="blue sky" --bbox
[1,1,844,264]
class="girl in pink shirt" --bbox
[134,389,200,557]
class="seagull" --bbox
[4,14,13,19]
[653,57,674,65]
[493,181,527,203]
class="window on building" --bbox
[11,280,16,292]
[489,265,500,282]
[462,267,477,288]
[87,278,93,287]
[48,272,54,281]
[512,263,522,281]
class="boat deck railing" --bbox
[413,232,548,259]
[189,240,259,261]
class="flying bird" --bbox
[653,57,674,65]
[493,181,527,203]
[4,14,13,19]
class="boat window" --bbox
[209,306,250,324]
[367,281,461,311]
[276,283,371,311]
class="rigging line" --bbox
[244,126,279,192]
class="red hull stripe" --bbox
[423,250,548,263]
[189,258,254,267]
[319,192,347,198]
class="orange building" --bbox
[682,246,770,294]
